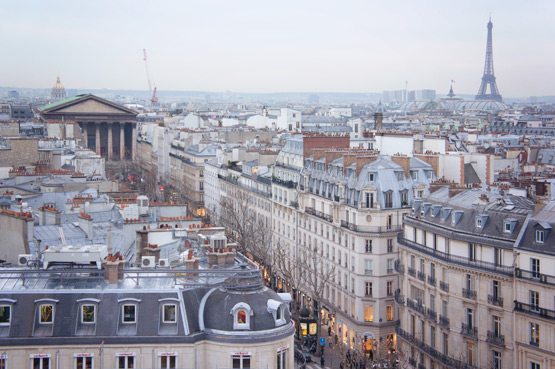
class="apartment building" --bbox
[514,202,555,369]
[397,188,533,369]
[292,151,435,351]
[169,142,217,217]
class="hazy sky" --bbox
[2,0,554,97]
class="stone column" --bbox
[107,123,113,160]
[95,123,101,155]
[82,123,88,149]
[120,123,125,160]
[132,123,137,160]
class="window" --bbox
[475,218,482,228]
[163,304,176,323]
[467,342,474,366]
[493,350,501,369]
[75,355,93,369]
[387,239,393,253]
[493,315,501,336]
[386,305,393,321]
[366,192,374,208]
[504,221,511,233]
[232,302,252,330]
[365,240,372,253]
[430,263,436,280]
[365,260,373,275]
[530,322,540,345]
[0,356,5,369]
[117,355,135,369]
[530,291,539,312]
[531,362,541,369]
[387,214,392,230]
[466,308,474,328]
[277,348,288,369]
[365,282,373,297]
[443,333,448,355]
[492,280,500,300]
[0,305,10,325]
[430,326,436,349]
[31,356,50,369]
[81,305,95,324]
[387,281,393,296]
[468,243,476,261]
[536,230,545,243]
[122,305,136,323]
[159,354,177,369]
[40,305,53,324]
[232,354,251,369]
[531,258,540,278]
[387,259,393,274]
[384,191,393,208]
[364,306,373,322]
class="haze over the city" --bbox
[1,0,554,97]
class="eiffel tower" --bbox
[475,17,503,102]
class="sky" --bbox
[1,0,554,97]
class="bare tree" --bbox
[299,241,335,356]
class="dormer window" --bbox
[40,304,54,324]
[163,304,176,323]
[81,305,96,324]
[368,173,374,182]
[475,215,488,229]
[231,302,252,330]
[504,219,517,234]
[536,230,545,243]
[476,218,482,228]
[122,304,136,324]
[504,222,511,232]
[0,306,10,325]
[267,299,287,327]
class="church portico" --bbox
[38,94,138,160]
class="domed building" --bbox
[50,74,67,102]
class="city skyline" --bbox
[1,0,554,97]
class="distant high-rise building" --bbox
[476,18,503,102]
[7,90,19,99]
[308,94,320,104]
[50,74,67,102]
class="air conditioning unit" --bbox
[158,259,169,267]
[142,256,155,268]
[18,254,33,266]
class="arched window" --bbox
[231,302,252,330]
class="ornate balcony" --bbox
[439,281,449,292]
[426,308,437,323]
[394,289,405,305]
[407,267,416,277]
[394,260,405,274]
[439,315,449,328]
[417,271,426,282]
[461,323,477,338]
[487,294,504,307]
[406,299,426,316]
[427,275,436,286]
[514,301,555,320]
[515,268,555,286]
[462,288,477,300]
[486,331,505,347]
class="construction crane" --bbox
[142,48,158,108]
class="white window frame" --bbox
[116,353,135,369]
[159,353,178,369]
[121,304,137,324]
[81,304,96,324]
[0,305,11,325]
[39,304,54,324]
[30,354,51,369]
[162,304,177,323]
[73,354,94,369]
[536,230,545,243]
[231,354,251,369]
[231,302,252,330]
[277,347,288,369]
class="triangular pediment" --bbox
[55,99,133,115]
[40,94,137,116]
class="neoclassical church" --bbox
[50,74,67,102]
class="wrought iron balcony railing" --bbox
[461,323,477,338]
[487,294,503,307]
[462,288,477,300]
[486,331,505,347]
[439,281,449,292]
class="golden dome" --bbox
[52,73,65,89]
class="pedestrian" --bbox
[321,355,325,367]
[328,326,331,336]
